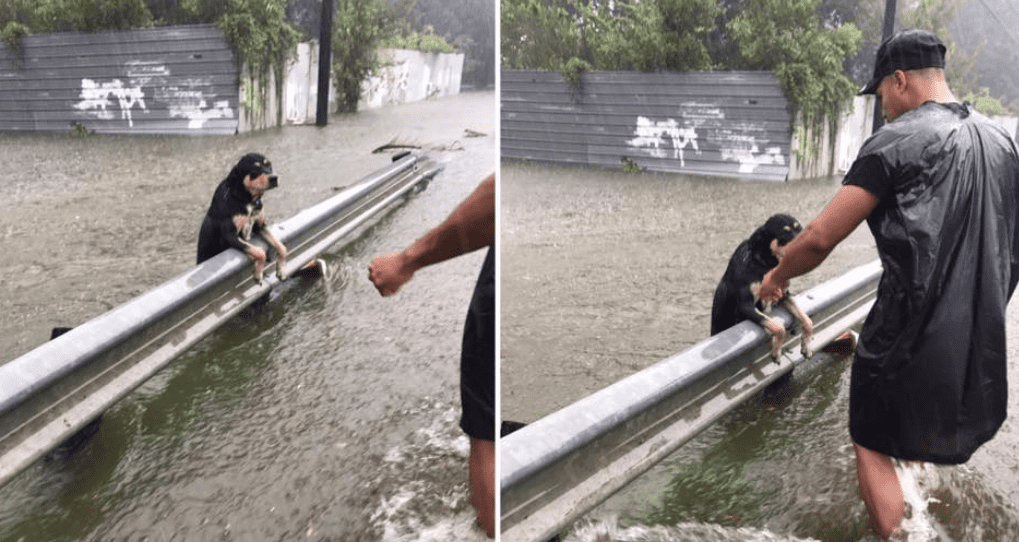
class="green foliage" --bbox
[206,0,299,77]
[71,0,153,31]
[1,21,29,55]
[959,87,1009,116]
[500,0,717,72]
[657,0,721,70]
[501,0,582,71]
[899,0,1006,109]
[381,26,457,54]
[727,0,862,158]
[411,0,494,87]
[332,0,387,113]
[191,0,299,125]
[620,156,643,173]
[69,121,92,137]
[578,0,717,71]
[561,56,591,93]
[0,0,153,33]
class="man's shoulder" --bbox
[857,102,988,158]
[856,117,931,161]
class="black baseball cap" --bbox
[860,29,947,95]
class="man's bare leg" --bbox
[855,443,905,538]
[469,437,495,537]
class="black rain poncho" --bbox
[843,102,1019,464]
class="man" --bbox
[758,29,1019,539]
[368,173,496,537]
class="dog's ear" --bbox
[229,153,268,181]
[769,214,802,246]
[749,222,774,255]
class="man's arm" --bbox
[369,174,495,296]
[758,185,878,301]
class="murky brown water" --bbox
[501,159,1019,541]
[0,91,495,541]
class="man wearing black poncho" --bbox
[757,29,1019,539]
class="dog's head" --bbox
[229,152,279,197]
[749,213,802,260]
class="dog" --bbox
[197,152,287,284]
[710,213,813,361]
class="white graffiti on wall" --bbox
[626,102,785,173]
[155,78,234,129]
[74,79,147,126]
[719,129,786,173]
[627,117,701,166]
[361,60,410,109]
[72,61,233,129]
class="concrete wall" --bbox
[250,43,464,130]
[237,62,283,133]
[788,96,875,180]
[791,97,1018,180]
[360,48,464,110]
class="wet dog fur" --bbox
[197,152,287,284]
[711,213,813,360]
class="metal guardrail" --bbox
[0,151,441,488]
[500,259,883,542]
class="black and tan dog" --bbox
[197,152,288,284]
[711,213,813,360]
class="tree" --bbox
[899,0,982,101]
[579,0,717,71]
[412,0,495,87]
[818,0,884,86]
[1,0,153,33]
[500,0,583,71]
[332,0,387,112]
[501,0,717,72]
[727,0,862,132]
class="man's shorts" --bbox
[460,247,495,441]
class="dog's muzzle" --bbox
[268,175,279,188]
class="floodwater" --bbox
[0,91,495,541]
[501,160,1019,541]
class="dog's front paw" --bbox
[275,264,287,282]
[761,317,786,362]
[800,340,813,360]
[253,260,265,285]
[799,325,814,359]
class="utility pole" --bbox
[872,0,897,133]
[316,0,334,126]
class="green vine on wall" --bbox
[561,56,591,98]
[215,0,300,126]
[332,0,388,113]
[726,0,863,165]
[1,21,28,57]
[380,26,457,54]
